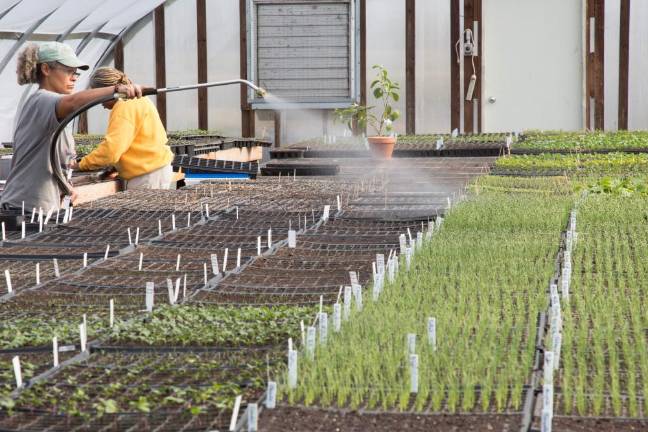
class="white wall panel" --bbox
[164,0,198,132]
[416,0,451,133]
[206,0,241,136]
[366,0,406,136]
[628,0,648,130]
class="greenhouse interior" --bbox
[0,0,647,431]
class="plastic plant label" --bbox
[451,128,459,137]
[135,228,139,246]
[5,270,12,293]
[21,221,25,239]
[39,210,43,232]
[417,232,423,248]
[428,317,437,351]
[247,403,258,432]
[306,326,316,358]
[62,196,71,210]
[399,234,407,255]
[79,323,86,352]
[288,230,297,248]
[410,354,419,393]
[288,350,298,389]
[257,236,261,256]
[343,286,352,320]
[542,384,553,412]
[229,395,242,432]
[83,253,88,268]
[337,195,341,211]
[145,282,154,312]
[267,228,273,248]
[167,279,175,305]
[35,263,40,285]
[171,214,176,231]
[506,135,512,148]
[544,351,554,384]
[236,248,242,268]
[127,228,132,245]
[322,205,330,221]
[435,138,443,150]
[205,204,210,218]
[138,253,143,271]
[372,275,380,301]
[12,356,22,388]
[1,221,5,241]
[203,263,208,287]
[352,284,363,311]
[376,254,385,275]
[405,248,412,271]
[541,407,553,432]
[104,245,110,260]
[223,248,229,273]
[176,254,181,272]
[53,258,60,278]
[333,303,341,332]
[44,208,54,225]
[174,278,181,303]
[109,299,115,328]
[211,254,220,275]
[349,271,359,287]
[266,381,277,409]
[58,345,75,352]
[407,333,416,354]
[52,337,59,367]
[407,228,413,245]
[318,312,328,345]
[158,220,162,236]
[186,212,191,227]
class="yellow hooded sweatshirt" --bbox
[79,97,173,180]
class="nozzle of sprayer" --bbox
[255,88,267,98]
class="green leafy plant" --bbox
[334,65,400,137]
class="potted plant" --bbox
[335,65,400,159]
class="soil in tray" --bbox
[552,417,648,432]
[260,406,521,432]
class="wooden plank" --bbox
[197,0,208,130]
[154,5,167,129]
[405,0,415,134]
[240,0,255,137]
[618,0,630,129]
[450,0,460,131]
[274,111,282,148]
[113,39,124,71]
[594,0,605,130]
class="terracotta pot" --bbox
[367,136,397,159]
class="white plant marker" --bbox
[183,274,187,299]
[38,209,43,232]
[12,356,22,388]
[1,221,5,241]
[427,317,437,351]
[167,279,175,305]
[407,333,416,354]
[109,299,115,328]
[236,206,239,220]
[135,227,140,245]
[416,232,423,248]
[203,263,208,287]
[176,254,181,272]
[288,349,298,388]
[171,214,176,231]
[349,271,359,286]
[138,253,143,271]
[405,248,412,271]
[21,221,25,239]
[211,254,220,275]
[399,234,407,255]
[343,286,352,320]
[352,284,362,311]
[333,303,341,332]
[53,258,60,278]
[336,195,341,211]
[55,208,60,224]
[83,252,87,268]
[30,208,35,223]
[104,245,110,260]
[322,205,330,221]
[267,228,272,248]
[52,337,59,367]
[5,270,13,294]
[407,228,413,245]
[237,248,242,268]
[541,408,553,432]
[410,354,419,393]
[544,351,554,384]
[266,381,277,409]
[257,236,261,256]
[376,254,385,275]
[246,403,258,432]
[318,312,328,345]
[186,212,191,227]
[288,230,296,248]
[229,395,242,431]
[127,228,132,245]
[79,323,87,352]
[35,263,40,285]
[306,326,316,358]
[158,220,162,236]
[145,282,154,312]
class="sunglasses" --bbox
[53,63,81,78]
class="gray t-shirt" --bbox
[0,89,75,212]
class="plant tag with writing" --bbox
[145,282,154,312]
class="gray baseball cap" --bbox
[37,42,89,70]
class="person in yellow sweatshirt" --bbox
[74,67,174,189]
